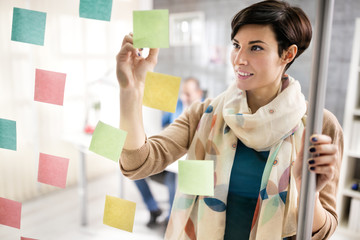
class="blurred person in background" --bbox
[162,77,204,127]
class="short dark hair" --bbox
[231,0,312,70]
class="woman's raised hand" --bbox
[117,33,158,150]
[116,33,159,92]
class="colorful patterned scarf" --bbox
[165,76,306,240]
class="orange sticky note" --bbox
[37,153,69,188]
[0,197,22,229]
[142,72,181,113]
[103,195,136,232]
[34,68,66,106]
[21,237,38,240]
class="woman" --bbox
[116,1,343,239]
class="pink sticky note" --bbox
[34,68,66,105]
[37,153,69,188]
[0,197,22,229]
[21,237,38,240]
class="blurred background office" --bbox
[0,0,360,239]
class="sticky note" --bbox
[103,195,136,232]
[143,72,181,113]
[0,197,22,229]
[0,118,16,151]
[21,237,38,240]
[34,69,66,106]
[11,7,46,46]
[79,0,113,21]
[37,153,70,188]
[133,10,169,48]
[89,121,127,162]
[178,160,214,196]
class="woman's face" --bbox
[231,24,287,94]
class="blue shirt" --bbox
[162,100,183,128]
[224,139,269,240]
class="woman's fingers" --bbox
[121,34,144,58]
[308,155,335,167]
[306,134,338,191]
[117,42,138,62]
[309,164,335,180]
[308,143,337,155]
[310,134,332,145]
[122,34,134,46]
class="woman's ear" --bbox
[282,44,298,63]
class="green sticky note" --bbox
[103,195,136,232]
[89,121,127,162]
[11,7,46,46]
[133,10,169,48]
[79,0,113,21]
[143,72,181,113]
[178,160,214,196]
[0,119,17,151]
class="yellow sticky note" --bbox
[143,72,181,113]
[103,195,136,232]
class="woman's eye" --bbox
[251,45,263,51]
[232,43,240,49]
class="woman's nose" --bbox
[233,50,248,65]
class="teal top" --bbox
[224,139,269,240]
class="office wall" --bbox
[154,0,360,125]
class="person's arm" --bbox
[116,33,159,150]
[120,99,212,180]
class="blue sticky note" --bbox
[11,7,46,46]
[0,119,17,151]
[79,0,113,21]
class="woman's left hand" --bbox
[293,133,338,193]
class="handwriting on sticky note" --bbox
[11,7,46,46]
[0,197,22,229]
[0,118,17,151]
[103,195,136,232]
[143,72,181,113]
[89,121,127,162]
[34,69,66,106]
[133,10,169,48]
[79,0,113,21]
[37,153,70,188]
[178,160,214,196]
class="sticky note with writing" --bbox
[103,195,136,232]
[178,160,214,196]
[0,118,16,151]
[89,121,127,162]
[0,197,22,229]
[79,0,113,21]
[133,10,169,48]
[34,69,66,106]
[143,72,181,113]
[37,153,70,188]
[11,7,46,46]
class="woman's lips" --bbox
[236,71,254,80]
